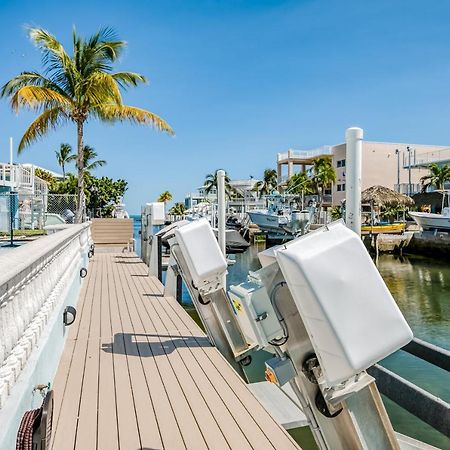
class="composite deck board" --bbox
[51,252,300,450]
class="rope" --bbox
[16,408,41,450]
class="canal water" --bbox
[133,216,450,449]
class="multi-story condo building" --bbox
[277,141,450,206]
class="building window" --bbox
[337,185,342,192]
[337,159,346,168]
[342,183,346,191]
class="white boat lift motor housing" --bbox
[276,220,413,387]
[175,218,228,294]
[147,202,166,226]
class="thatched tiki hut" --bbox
[361,185,414,208]
[360,185,414,224]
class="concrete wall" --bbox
[0,224,91,450]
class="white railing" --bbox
[0,163,14,187]
[0,163,48,195]
[0,223,91,408]
[403,147,450,168]
[395,183,422,195]
[278,146,332,161]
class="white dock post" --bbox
[217,170,226,258]
[345,127,363,236]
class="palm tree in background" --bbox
[158,191,173,203]
[1,27,173,222]
[203,171,236,199]
[312,157,336,209]
[170,202,186,215]
[253,168,277,197]
[286,171,313,209]
[55,143,75,179]
[79,145,107,172]
[420,163,450,192]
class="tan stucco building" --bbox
[277,141,450,205]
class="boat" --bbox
[247,194,311,238]
[158,220,250,254]
[409,190,450,231]
[409,210,450,231]
[247,209,290,234]
[361,222,405,234]
[112,199,129,219]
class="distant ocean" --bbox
[130,214,141,256]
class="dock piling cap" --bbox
[346,127,364,140]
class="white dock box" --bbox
[175,219,227,291]
[276,221,413,386]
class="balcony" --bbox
[277,146,332,163]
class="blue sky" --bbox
[1,0,450,213]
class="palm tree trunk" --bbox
[75,121,86,223]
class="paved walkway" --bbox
[51,252,300,450]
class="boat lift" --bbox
[161,217,413,450]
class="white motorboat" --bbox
[409,190,450,231]
[247,209,290,233]
[409,210,450,231]
[248,208,311,238]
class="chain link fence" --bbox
[0,192,77,233]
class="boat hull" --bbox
[409,212,450,231]
[247,210,289,233]
[361,223,405,234]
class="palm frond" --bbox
[83,72,123,106]
[0,72,67,98]
[11,86,72,112]
[112,72,147,89]
[95,104,174,134]
[18,107,68,153]
[28,27,76,95]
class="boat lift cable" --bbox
[269,281,289,346]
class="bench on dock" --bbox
[90,218,134,251]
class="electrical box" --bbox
[147,202,166,225]
[228,281,284,349]
[276,220,413,387]
[265,356,297,387]
[175,219,227,293]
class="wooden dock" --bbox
[50,252,299,450]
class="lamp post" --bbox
[407,146,412,196]
[90,185,98,218]
[395,149,400,192]
[2,191,19,248]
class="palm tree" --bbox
[158,191,173,203]
[78,145,107,172]
[286,171,313,209]
[253,168,277,198]
[203,171,236,199]
[170,202,186,216]
[420,163,450,192]
[55,143,75,179]
[312,157,336,209]
[1,27,173,222]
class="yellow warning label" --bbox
[265,368,278,384]
[229,294,243,314]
